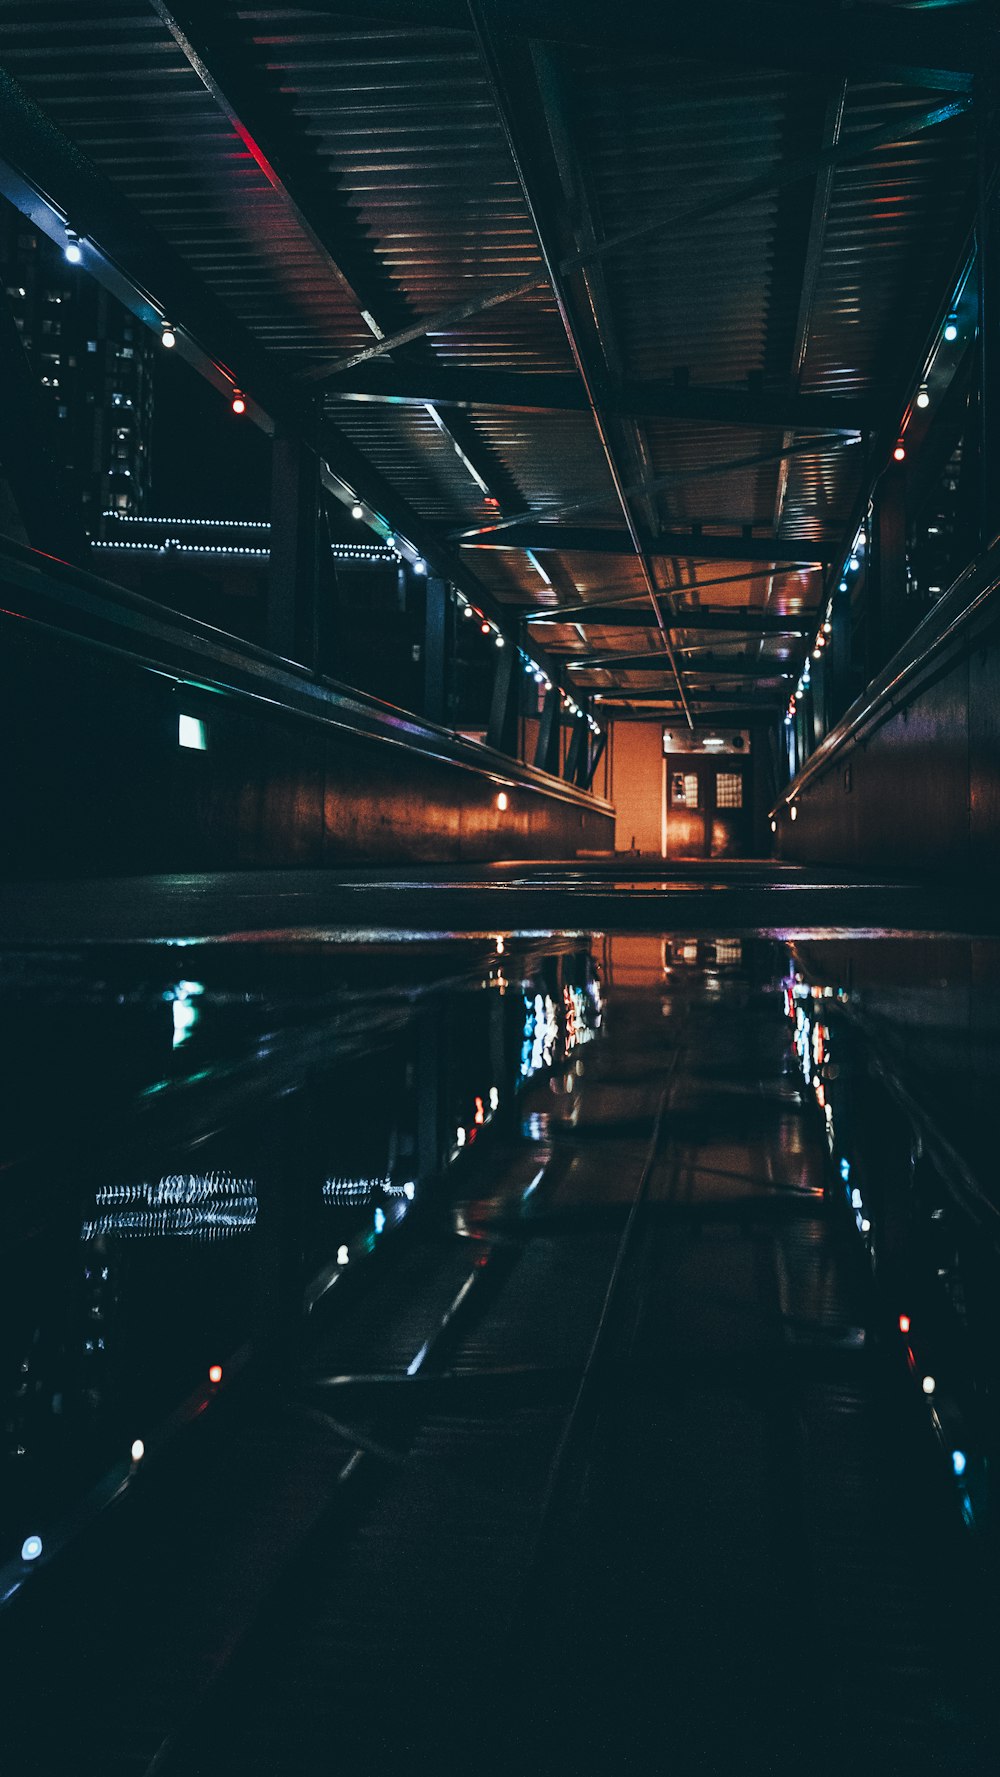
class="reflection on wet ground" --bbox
[1,926,997,1772]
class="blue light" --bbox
[373,1207,386,1234]
[839,579,848,592]
[944,316,959,343]
[839,1158,851,1182]
[21,1535,42,1562]
[952,1449,967,1477]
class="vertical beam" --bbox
[535,678,563,775]
[564,709,586,784]
[423,576,448,726]
[268,430,321,668]
[584,727,606,793]
[487,639,520,755]
[0,284,85,562]
[868,459,907,675]
[827,581,852,726]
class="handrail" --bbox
[0,535,612,815]
[771,536,1000,814]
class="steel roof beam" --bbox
[304,2,990,91]
[147,1,525,519]
[528,607,810,632]
[568,655,792,677]
[593,687,785,705]
[326,364,869,434]
[306,97,968,384]
[468,1,694,726]
[467,526,829,563]
[0,58,552,670]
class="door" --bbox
[666,757,750,858]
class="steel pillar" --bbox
[486,639,520,756]
[868,460,908,675]
[422,576,449,727]
[268,430,322,668]
[535,680,563,775]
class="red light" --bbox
[474,1096,485,1125]
[231,391,246,416]
[898,1314,910,1335]
[892,441,906,462]
[209,1363,223,1384]
[480,621,491,635]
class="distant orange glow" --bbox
[209,1364,223,1384]
[898,1314,911,1334]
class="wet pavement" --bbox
[1,900,997,1774]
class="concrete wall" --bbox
[773,544,1000,875]
[1,569,614,879]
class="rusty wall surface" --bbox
[1,621,613,879]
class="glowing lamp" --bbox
[769,819,777,834]
[351,503,364,520]
[495,634,505,648]
[231,391,247,415]
[131,1438,145,1463]
[952,1450,967,1477]
[789,805,797,821]
[337,1244,349,1265]
[921,1375,935,1396]
[898,1314,911,1334]
[208,1363,223,1385]
[944,314,959,343]
[161,325,176,349]
[916,384,929,409]
[496,791,509,811]
[480,621,491,635]
[892,441,906,463]
[64,233,82,265]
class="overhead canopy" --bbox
[0,0,987,723]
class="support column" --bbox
[827,581,853,725]
[868,461,907,676]
[268,430,322,668]
[585,727,607,793]
[423,577,448,726]
[486,637,519,755]
[534,678,562,775]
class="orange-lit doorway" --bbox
[664,735,751,859]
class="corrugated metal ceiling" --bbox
[0,0,981,716]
